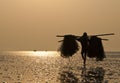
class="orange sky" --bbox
[0,0,120,51]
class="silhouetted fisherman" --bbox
[56,32,114,66]
[76,32,89,66]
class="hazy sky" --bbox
[0,0,120,51]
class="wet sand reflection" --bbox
[59,66,106,83]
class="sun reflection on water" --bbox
[32,51,59,57]
[3,51,59,57]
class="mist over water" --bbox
[0,51,120,83]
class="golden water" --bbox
[0,51,120,83]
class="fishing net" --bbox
[59,35,79,58]
[87,36,106,61]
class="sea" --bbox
[0,51,120,83]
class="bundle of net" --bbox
[88,36,105,61]
[59,35,79,58]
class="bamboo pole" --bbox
[89,33,115,37]
[58,38,108,42]
[56,33,115,37]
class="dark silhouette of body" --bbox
[76,32,89,66]
[57,32,114,66]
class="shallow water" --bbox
[0,51,120,83]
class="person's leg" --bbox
[81,52,86,66]
[84,53,87,66]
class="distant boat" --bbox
[33,50,37,52]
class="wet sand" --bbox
[0,51,120,83]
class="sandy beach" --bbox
[0,51,120,83]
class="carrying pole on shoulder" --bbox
[56,33,115,38]
[56,33,114,42]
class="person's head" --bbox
[83,32,87,36]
